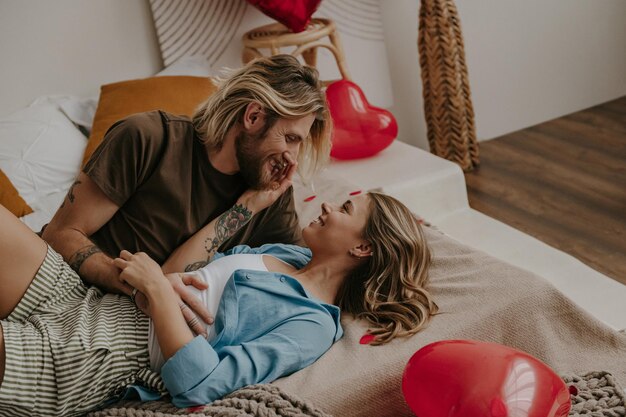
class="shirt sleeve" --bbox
[159,314,336,407]
[83,112,166,206]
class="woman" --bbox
[0,189,437,417]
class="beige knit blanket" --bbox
[94,226,625,417]
[90,385,331,417]
[92,374,624,417]
[271,227,626,416]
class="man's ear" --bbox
[242,102,266,134]
[349,242,373,259]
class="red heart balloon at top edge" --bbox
[402,340,572,417]
[247,0,321,33]
[326,79,398,160]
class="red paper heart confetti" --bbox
[187,406,205,412]
[359,333,376,345]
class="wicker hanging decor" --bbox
[418,0,479,171]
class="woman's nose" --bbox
[321,202,331,214]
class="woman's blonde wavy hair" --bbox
[192,54,332,180]
[335,192,438,345]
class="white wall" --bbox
[382,0,626,149]
[1,0,625,151]
[0,0,162,117]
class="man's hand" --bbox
[114,250,166,295]
[167,272,214,336]
[128,271,214,337]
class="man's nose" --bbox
[287,142,301,158]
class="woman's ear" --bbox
[349,242,373,259]
[242,102,266,134]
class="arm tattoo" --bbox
[184,261,209,272]
[205,203,253,259]
[183,204,253,272]
[69,244,102,273]
[60,180,82,208]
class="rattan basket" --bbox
[418,0,480,171]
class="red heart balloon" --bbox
[247,0,321,33]
[402,340,571,417]
[326,80,397,160]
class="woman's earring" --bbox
[349,249,371,258]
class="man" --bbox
[42,54,331,329]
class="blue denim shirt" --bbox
[128,244,343,407]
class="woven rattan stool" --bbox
[242,18,351,85]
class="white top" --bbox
[148,254,268,372]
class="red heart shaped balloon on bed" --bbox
[247,0,321,32]
[326,80,397,160]
[402,340,571,417]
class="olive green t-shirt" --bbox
[83,110,301,264]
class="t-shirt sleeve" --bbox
[159,313,335,407]
[83,112,166,207]
[253,187,303,245]
[217,187,303,252]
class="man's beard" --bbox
[235,130,272,190]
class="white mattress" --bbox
[325,141,626,332]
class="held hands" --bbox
[239,151,298,213]
[113,250,165,296]
[114,251,214,336]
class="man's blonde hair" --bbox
[192,54,331,180]
[335,192,438,345]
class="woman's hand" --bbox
[134,272,212,337]
[239,152,298,213]
[165,272,213,336]
[113,250,167,296]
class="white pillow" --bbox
[34,95,98,134]
[0,99,87,212]
[20,189,67,232]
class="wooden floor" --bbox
[465,96,626,285]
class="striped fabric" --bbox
[0,247,165,417]
[149,0,247,66]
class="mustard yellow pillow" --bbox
[82,76,217,166]
[0,169,33,217]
